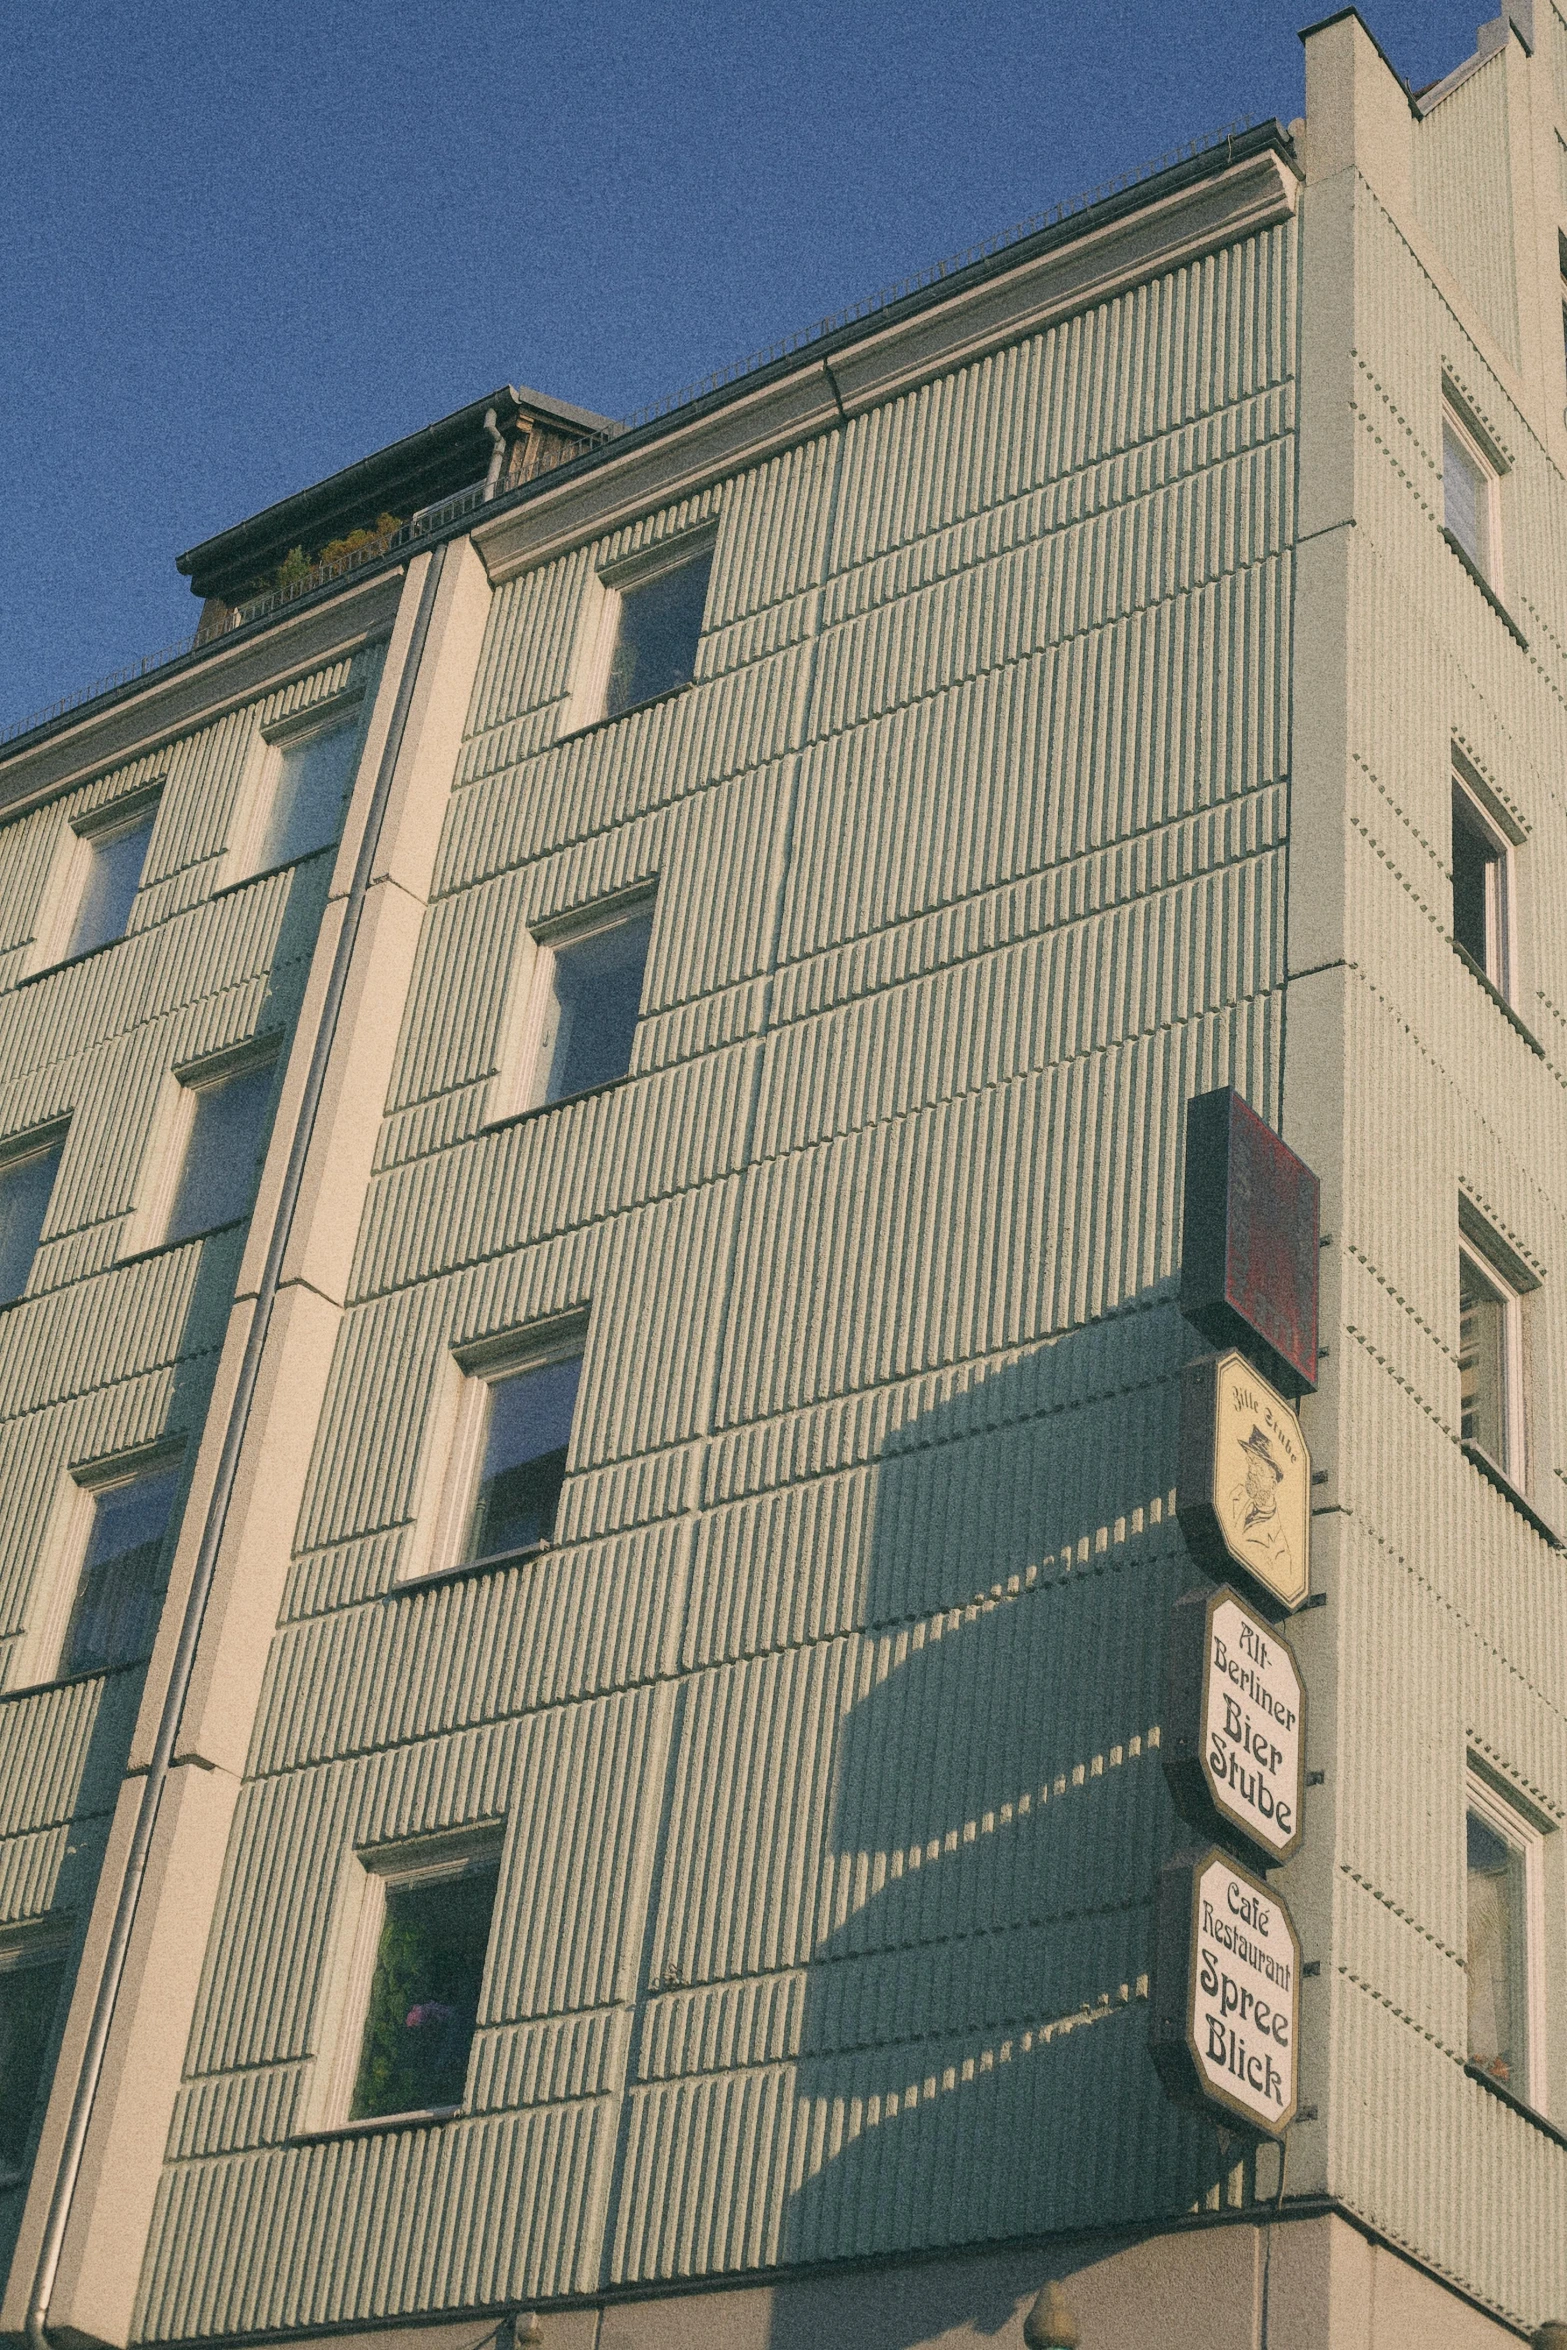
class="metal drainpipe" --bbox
[24,541,449,2350]
[480,407,506,500]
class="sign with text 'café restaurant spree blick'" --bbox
[1149,1847,1300,2134]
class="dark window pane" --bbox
[1467,1809,1523,2087]
[350,1864,497,2121]
[541,911,653,1103]
[467,1354,582,1561]
[166,1061,276,1243]
[1452,807,1491,971]
[258,720,360,870]
[1459,1254,1506,1463]
[0,1956,66,2172]
[0,1145,62,1307]
[67,816,154,958]
[61,1466,180,1675]
[604,550,712,719]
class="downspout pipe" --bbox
[24,542,450,2350]
[480,407,506,500]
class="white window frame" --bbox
[401,1313,589,1586]
[304,1823,504,2135]
[1466,1762,1549,2114]
[24,784,161,977]
[1456,1212,1531,1485]
[561,523,717,736]
[0,1920,73,2186]
[220,689,365,889]
[1450,755,1519,999]
[122,1036,281,1259]
[9,1438,184,1693]
[1442,391,1504,593]
[488,885,656,1124]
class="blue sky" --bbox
[2,0,1486,730]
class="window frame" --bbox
[403,1313,588,1586]
[562,524,717,735]
[221,689,366,889]
[25,784,161,977]
[489,885,657,1123]
[0,1120,68,1309]
[1457,1203,1536,1493]
[1450,756,1518,1000]
[304,1823,504,2135]
[1442,391,1505,593]
[1466,1762,1549,2115]
[123,1036,282,1259]
[10,1439,186,1693]
[0,1921,73,2186]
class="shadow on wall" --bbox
[0,1218,247,2285]
[767,1284,1233,2348]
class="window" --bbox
[0,1130,64,1307]
[1459,1230,1527,1482]
[164,1050,279,1245]
[1443,401,1501,585]
[465,1349,583,1563]
[535,903,654,1105]
[567,531,715,732]
[256,712,363,872]
[349,1846,499,2122]
[60,1457,182,1677]
[1451,769,1512,994]
[66,805,155,959]
[0,1933,69,2180]
[1467,1769,1546,2109]
[605,544,714,720]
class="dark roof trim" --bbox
[176,383,614,600]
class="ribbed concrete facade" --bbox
[1,13,1566,2347]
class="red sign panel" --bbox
[1179,1089,1319,1394]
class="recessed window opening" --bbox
[0,1931,70,2180]
[164,1051,278,1246]
[60,1457,182,1677]
[66,806,156,960]
[256,712,363,872]
[0,1130,65,1308]
[535,903,655,1106]
[1459,1236,1526,1482]
[1451,778,1511,993]
[349,1849,499,2123]
[1443,400,1501,586]
[1466,1767,1547,2110]
[467,1350,583,1563]
[604,543,714,720]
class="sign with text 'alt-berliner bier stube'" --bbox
[1178,1350,1311,1612]
[1162,1584,1306,1865]
[1149,1847,1300,2136]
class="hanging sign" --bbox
[1162,1584,1306,1865]
[1149,1846,1300,2136]
[1179,1087,1320,1396]
[1177,1350,1311,1612]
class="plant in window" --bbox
[349,1859,497,2121]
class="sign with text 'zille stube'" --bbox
[1162,1584,1306,1865]
[1178,1350,1311,1612]
[1149,1847,1300,2136]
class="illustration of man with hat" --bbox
[1227,1421,1293,1583]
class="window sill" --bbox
[114,1215,249,1271]
[389,1540,552,1600]
[290,2105,460,2147]
[1441,529,1528,649]
[0,1657,146,1707]
[209,842,336,902]
[1465,2061,1567,2148]
[480,1071,633,1137]
[555,679,692,745]
[1451,942,1545,1056]
[16,933,128,989]
[1461,1441,1562,1547]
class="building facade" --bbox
[2,10,1567,2343]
